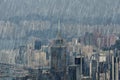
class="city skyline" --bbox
[0,0,120,80]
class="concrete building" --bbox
[15,46,27,65]
[50,26,67,80]
[34,39,41,50]
[111,49,119,80]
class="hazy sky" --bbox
[0,0,120,24]
[0,0,120,49]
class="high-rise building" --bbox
[68,65,77,80]
[50,22,67,80]
[110,39,120,80]
[15,46,27,65]
[111,49,119,80]
[50,36,67,80]
[34,39,41,50]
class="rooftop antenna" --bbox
[57,20,61,39]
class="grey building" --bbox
[50,32,67,80]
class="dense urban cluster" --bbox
[1,0,120,80]
[0,22,120,80]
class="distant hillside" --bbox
[5,14,120,25]
[0,0,120,25]
[0,0,120,49]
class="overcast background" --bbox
[0,0,120,49]
[0,0,120,24]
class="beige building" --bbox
[82,45,93,58]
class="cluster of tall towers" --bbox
[49,21,120,80]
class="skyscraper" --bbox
[50,21,67,80]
